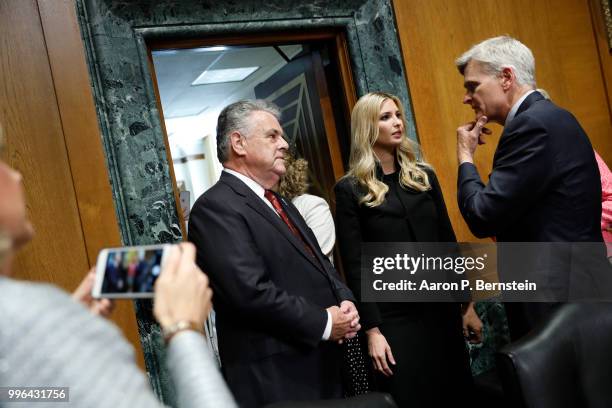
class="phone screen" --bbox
[94,245,168,298]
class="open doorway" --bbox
[147,31,356,231]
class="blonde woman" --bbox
[334,92,473,407]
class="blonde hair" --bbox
[345,92,430,207]
[278,154,309,200]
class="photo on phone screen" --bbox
[93,244,169,298]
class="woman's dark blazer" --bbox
[334,166,456,329]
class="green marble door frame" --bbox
[75,0,418,403]
[75,0,416,260]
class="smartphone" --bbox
[92,244,171,299]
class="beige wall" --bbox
[394,0,612,241]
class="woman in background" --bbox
[278,154,335,264]
[594,151,612,260]
[334,92,475,407]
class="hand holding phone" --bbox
[73,268,115,316]
[153,243,212,331]
[93,242,212,342]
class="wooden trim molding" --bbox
[173,153,206,164]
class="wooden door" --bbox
[393,0,612,242]
[0,0,143,367]
[148,31,356,205]
[255,44,344,203]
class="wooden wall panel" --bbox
[393,0,612,241]
[37,0,144,368]
[0,0,143,368]
[0,0,90,284]
[38,0,123,264]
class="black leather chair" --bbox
[473,367,510,408]
[496,303,612,408]
[264,392,397,408]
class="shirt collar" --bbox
[505,89,536,125]
[223,168,266,199]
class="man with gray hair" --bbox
[455,36,603,339]
[188,100,360,407]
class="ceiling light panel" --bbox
[191,66,259,85]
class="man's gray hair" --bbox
[455,36,536,87]
[216,99,281,163]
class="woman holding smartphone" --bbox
[334,92,473,407]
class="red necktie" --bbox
[264,190,316,258]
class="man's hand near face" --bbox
[456,116,491,164]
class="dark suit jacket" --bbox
[334,167,473,405]
[458,91,602,242]
[457,91,604,339]
[334,167,457,330]
[188,171,354,408]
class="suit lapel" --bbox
[249,198,328,275]
[278,195,329,272]
[514,91,545,117]
[494,91,546,164]
[374,162,423,241]
[220,172,325,274]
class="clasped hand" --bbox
[327,300,360,344]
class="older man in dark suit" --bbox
[454,36,604,340]
[188,100,360,407]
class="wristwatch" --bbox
[162,320,204,344]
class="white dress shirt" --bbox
[505,89,536,125]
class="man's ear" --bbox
[230,131,247,157]
[500,67,515,91]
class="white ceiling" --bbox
[151,44,303,120]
